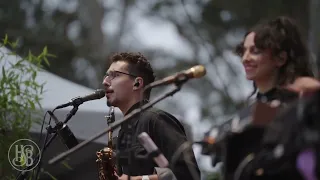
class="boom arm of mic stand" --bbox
[48,84,182,165]
[143,74,189,90]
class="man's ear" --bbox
[133,77,144,90]
[276,51,287,67]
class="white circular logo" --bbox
[8,139,41,172]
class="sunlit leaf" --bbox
[28,50,33,62]
[2,34,8,45]
[43,46,48,55]
[61,160,73,170]
[42,170,58,180]
[10,39,19,49]
[43,57,50,66]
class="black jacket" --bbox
[221,88,301,180]
[116,102,200,180]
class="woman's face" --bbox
[241,32,281,82]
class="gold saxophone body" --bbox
[96,106,118,180]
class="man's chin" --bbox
[107,101,111,107]
[107,99,118,107]
[106,99,113,107]
[246,75,255,81]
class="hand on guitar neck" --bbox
[285,77,320,97]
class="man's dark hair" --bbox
[235,16,314,95]
[108,52,155,99]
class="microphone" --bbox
[138,132,169,168]
[47,111,79,149]
[144,65,206,89]
[55,89,105,109]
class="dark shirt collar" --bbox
[121,100,149,129]
[256,87,299,103]
[256,88,278,102]
[125,100,148,116]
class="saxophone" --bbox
[96,106,118,180]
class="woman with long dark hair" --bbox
[222,16,318,180]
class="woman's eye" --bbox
[252,48,261,54]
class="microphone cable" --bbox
[37,109,56,150]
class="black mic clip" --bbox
[47,111,79,149]
[46,124,57,134]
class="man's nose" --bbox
[102,76,111,87]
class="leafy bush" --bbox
[206,171,222,180]
[0,35,52,179]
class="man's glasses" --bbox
[104,71,137,80]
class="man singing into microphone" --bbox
[102,52,200,180]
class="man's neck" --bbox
[119,97,141,115]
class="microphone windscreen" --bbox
[190,65,206,78]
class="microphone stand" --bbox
[16,105,79,180]
[33,106,79,180]
[48,83,184,165]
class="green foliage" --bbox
[0,34,52,179]
[206,171,222,180]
